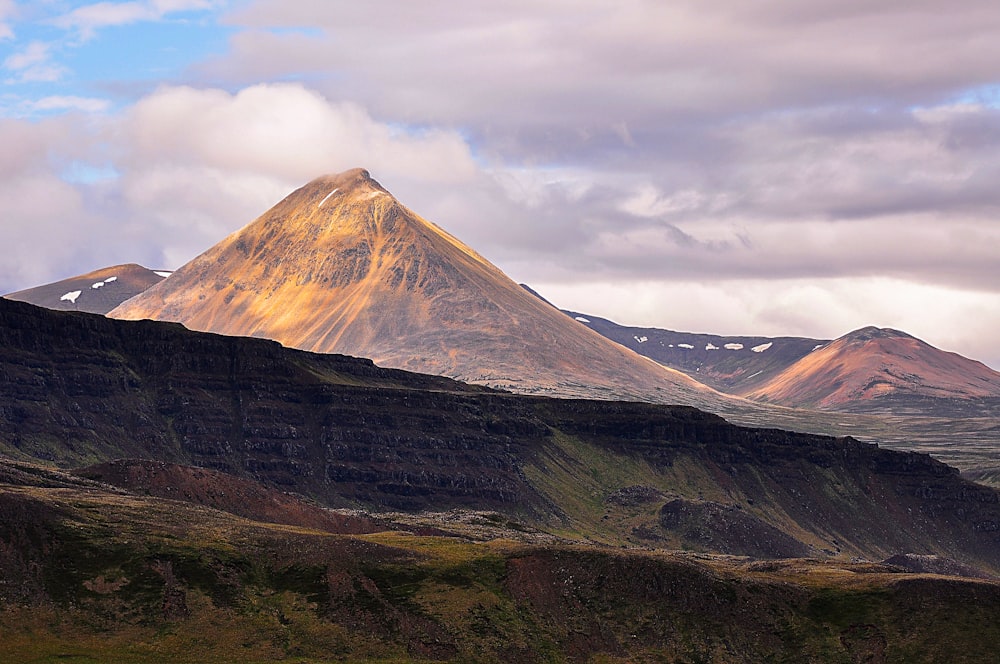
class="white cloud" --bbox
[123,84,477,184]
[530,277,1000,369]
[2,41,47,70]
[52,0,220,40]
[2,41,67,83]
[0,0,12,41]
[110,84,478,266]
[3,1,1000,375]
[32,96,112,113]
[214,0,1000,133]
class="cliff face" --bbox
[3,297,1000,571]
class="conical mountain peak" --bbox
[110,170,730,406]
[303,168,390,203]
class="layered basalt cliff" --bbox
[2,297,1000,570]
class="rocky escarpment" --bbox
[2,297,1000,571]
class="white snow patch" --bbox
[104,276,117,283]
[91,281,105,289]
[668,344,674,348]
[812,344,824,351]
[746,370,763,379]
[678,343,694,349]
[751,342,773,353]
[60,290,82,304]
[154,271,172,278]
[318,188,340,208]
[574,316,590,323]
[724,343,744,350]
[705,343,719,351]
[634,335,648,343]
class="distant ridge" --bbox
[559,307,1000,416]
[745,326,1000,410]
[560,308,826,393]
[110,168,732,408]
[4,263,168,314]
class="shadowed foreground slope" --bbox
[4,297,1000,574]
[2,460,1000,663]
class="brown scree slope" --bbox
[744,326,1000,410]
[110,168,727,407]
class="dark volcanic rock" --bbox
[3,298,1000,571]
[606,485,665,507]
[882,553,993,579]
[658,498,812,558]
[0,297,539,514]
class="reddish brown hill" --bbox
[744,326,1000,410]
[4,263,167,315]
[109,168,725,407]
[76,459,381,535]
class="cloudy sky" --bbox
[2,1,1000,367]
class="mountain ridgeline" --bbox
[108,169,723,408]
[565,310,1000,416]
[3,297,1000,573]
[5,263,167,314]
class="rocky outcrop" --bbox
[657,498,812,558]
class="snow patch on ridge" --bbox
[725,343,743,350]
[318,188,340,208]
[154,271,172,278]
[706,343,719,351]
[60,290,82,304]
[678,343,694,349]
[104,276,117,283]
[91,281,105,289]
[574,316,590,323]
[634,335,648,343]
[751,342,773,353]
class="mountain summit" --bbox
[5,263,167,314]
[744,325,1000,410]
[110,169,719,404]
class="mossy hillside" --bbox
[4,479,1000,663]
